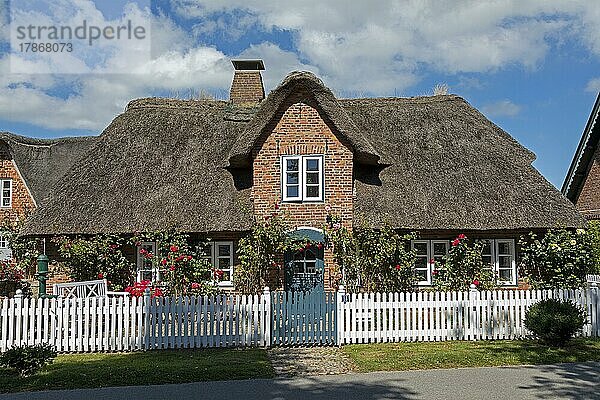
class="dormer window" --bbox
[282,155,324,202]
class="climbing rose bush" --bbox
[124,280,163,298]
[54,235,134,291]
[433,234,497,291]
[519,229,595,289]
[327,219,418,293]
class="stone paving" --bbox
[267,347,356,377]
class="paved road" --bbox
[1,362,599,400]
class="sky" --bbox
[1,1,600,189]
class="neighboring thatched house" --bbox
[0,133,96,260]
[562,93,600,219]
[21,60,584,292]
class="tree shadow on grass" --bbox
[516,361,600,399]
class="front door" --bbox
[284,245,325,293]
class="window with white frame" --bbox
[0,179,12,208]
[412,240,449,285]
[292,248,317,275]
[136,242,158,283]
[201,241,234,286]
[0,233,11,261]
[282,155,324,202]
[479,239,517,285]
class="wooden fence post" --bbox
[336,285,346,346]
[143,289,151,351]
[14,290,23,347]
[262,286,271,347]
[468,285,478,341]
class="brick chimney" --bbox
[230,59,265,105]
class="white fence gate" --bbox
[1,287,600,352]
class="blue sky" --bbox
[1,0,600,188]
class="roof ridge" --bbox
[338,95,463,103]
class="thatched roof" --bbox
[0,132,96,205]
[562,93,600,203]
[228,71,380,167]
[22,71,584,235]
[343,97,585,230]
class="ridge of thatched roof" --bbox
[0,132,97,205]
[21,73,585,235]
[228,71,380,167]
[562,93,600,202]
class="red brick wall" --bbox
[251,101,353,290]
[230,71,265,104]
[575,145,600,218]
[0,148,36,224]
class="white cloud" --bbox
[586,78,600,93]
[481,100,521,118]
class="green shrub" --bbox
[524,298,587,346]
[519,229,594,289]
[0,343,57,376]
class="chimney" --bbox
[230,59,265,105]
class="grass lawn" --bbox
[343,338,600,372]
[0,348,274,393]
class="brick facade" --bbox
[574,145,600,219]
[0,145,36,223]
[251,101,354,290]
[230,71,265,105]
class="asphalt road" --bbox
[1,362,599,400]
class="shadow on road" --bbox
[517,362,600,399]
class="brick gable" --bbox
[574,145,600,218]
[0,145,36,223]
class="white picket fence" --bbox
[336,287,600,344]
[1,287,600,352]
[0,290,270,352]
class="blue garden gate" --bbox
[271,290,337,345]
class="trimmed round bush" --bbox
[524,299,586,346]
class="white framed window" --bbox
[293,248,317,275]
[412,240,449,285]
[479,239,517,286]
[282,155,324,202]
[0,234,11,261]
[496,239,516,286]
[0,179,12,208]
[136,242,158,283]
[202,241,234,286]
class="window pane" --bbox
[141,270,153,281]
[287,185,299,198]
[3,181,9,189]
[2,198,9,207]
[498,242,511,255]
[306,159,319,171]
[305,262,316,273]
[499,269,512,281]
[306,172,319,184]
[413,243,427,255]
[286,158,299,171]
[498,255,511,268]
[481,241,492,255]
[415,270,427,281]
[218,258,231,268]
[220,270,231,281]
[218,245,230,257]
[287,172,299,184]
[306,186,319,198]
[294,262,304,274]
[433,242,447,255]
[415,257,427,268]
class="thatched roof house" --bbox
[19,62,583,290]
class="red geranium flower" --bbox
[169,266,175,271]
[97,273,104,279]
[170,245,179,252]
[429,258,435,264]
[395,264,401,270]
[451,239,460,246]
[458,234,467,240]
[473,279,480,286]
[432,269,439,276]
